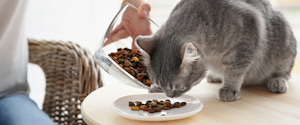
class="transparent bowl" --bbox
[94,3,159,89]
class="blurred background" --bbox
[26,0,300,109]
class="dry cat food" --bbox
[109,48,153,87]
[128,99,187,113]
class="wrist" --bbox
[122,0,150,8]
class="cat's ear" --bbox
[180,43,200,70]
[135,35,155,56]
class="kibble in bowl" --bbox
[108,48,153,87]
[93,3,159,89]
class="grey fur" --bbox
[135,0,297,101]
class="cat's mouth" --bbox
[164,90,187,98]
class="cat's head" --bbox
[135,35,206,97]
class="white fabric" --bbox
[0,0,29,98]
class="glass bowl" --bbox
[94,3,159,89]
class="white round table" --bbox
[81,74,300,125]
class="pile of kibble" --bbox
[129,99,187,113]
[109,48,153,87]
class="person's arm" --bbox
[104,0,151,50]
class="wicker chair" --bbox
[28,39,102,125]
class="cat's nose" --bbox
[165,91,177,98]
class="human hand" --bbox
[103,0,152,50]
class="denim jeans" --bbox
[0,94,55,125]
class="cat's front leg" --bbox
[218,49,253,101]
[218,72,245,101]
[218,77,243,102]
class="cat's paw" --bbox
[218,86,241,101]
[149,86,164,93]
[268,78,289,93]
[207,75,222,83]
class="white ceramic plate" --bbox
[112,93,203,121]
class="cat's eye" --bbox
[176,86,187,92]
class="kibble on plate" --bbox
[128,99,187,113]
[130,106,140,111]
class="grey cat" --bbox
[134,0,297,101]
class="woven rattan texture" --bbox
[28,39,102,125]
